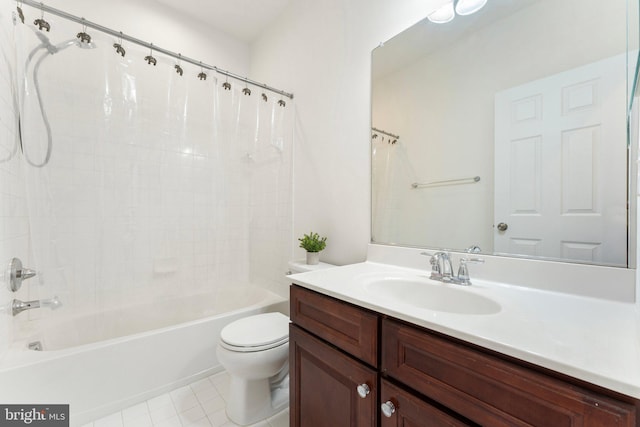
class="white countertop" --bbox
[289,260,640,399]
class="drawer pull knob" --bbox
[356,383,370,398]
[381,401,396,418]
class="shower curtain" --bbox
[14,15,293,332]
[371,138,401,244]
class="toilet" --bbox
[217,260,335,425]
[216,312,290,425]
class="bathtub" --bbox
[0,286,288,426]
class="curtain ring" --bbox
[16,1,25,24]
[34,2,50,31]
[76,20,92,44]
[175,54,184,76]
[242,80,251,96]
[113,32,126,57]
[144,44,157,66]
[197,62,207,80]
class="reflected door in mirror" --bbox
[494,53,627,266]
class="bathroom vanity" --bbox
[288,255,640,427]
[290,285,639,426]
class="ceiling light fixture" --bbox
[427,1,455,24]
[428,0,487,24]
[455,0,488,15]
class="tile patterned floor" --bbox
[80,372,289,427]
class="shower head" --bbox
[74,39,97,50]
[32,29,96,55]
[34,30,59,54]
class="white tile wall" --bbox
[0,1,28,358]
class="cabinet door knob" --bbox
[381,401,396,418]
[356,383,370,398]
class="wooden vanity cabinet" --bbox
[290,285,639,427]
[382,318,638,427]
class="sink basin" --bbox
[362,276,501,315]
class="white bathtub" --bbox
[0,286,288,426]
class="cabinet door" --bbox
[290,324,377,427]
[380,380,474,427]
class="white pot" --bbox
[306,252,320,265]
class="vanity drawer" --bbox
[290,285,379,367]
[380,379,475,427]
[382,318,637,427]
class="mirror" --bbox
[371,0,639,267]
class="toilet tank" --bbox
[287,260,336,275]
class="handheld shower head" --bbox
[74,39,97,50]
[32,28,96,55]
[34,30,59,54]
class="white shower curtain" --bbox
[14,16,294,330]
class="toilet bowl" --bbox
[217,260,336,425]
[216,312,290,426]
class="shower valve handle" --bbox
[7,258,37,292]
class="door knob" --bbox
[497,222,508,232]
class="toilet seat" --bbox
[220,312,289,352]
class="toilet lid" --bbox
[220,312,289,350]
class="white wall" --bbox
[46,0,249,75]
[251,0,448,265]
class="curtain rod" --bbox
[15,0,294,99]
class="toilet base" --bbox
[226,373,289,426]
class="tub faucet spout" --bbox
[12,296,62,316]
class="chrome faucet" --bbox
[421,252,484,285]
[426,251,454,281]
[12,296,62,316]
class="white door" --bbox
[494,53,628,266]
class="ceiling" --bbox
[153,0,292,43]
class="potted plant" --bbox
[298,231,327,265]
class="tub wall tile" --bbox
[0,1,26,359]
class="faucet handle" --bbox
[7,258,37,292]
[466,245,482,254]
[456,257,484,285]
[420,252,443,277]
